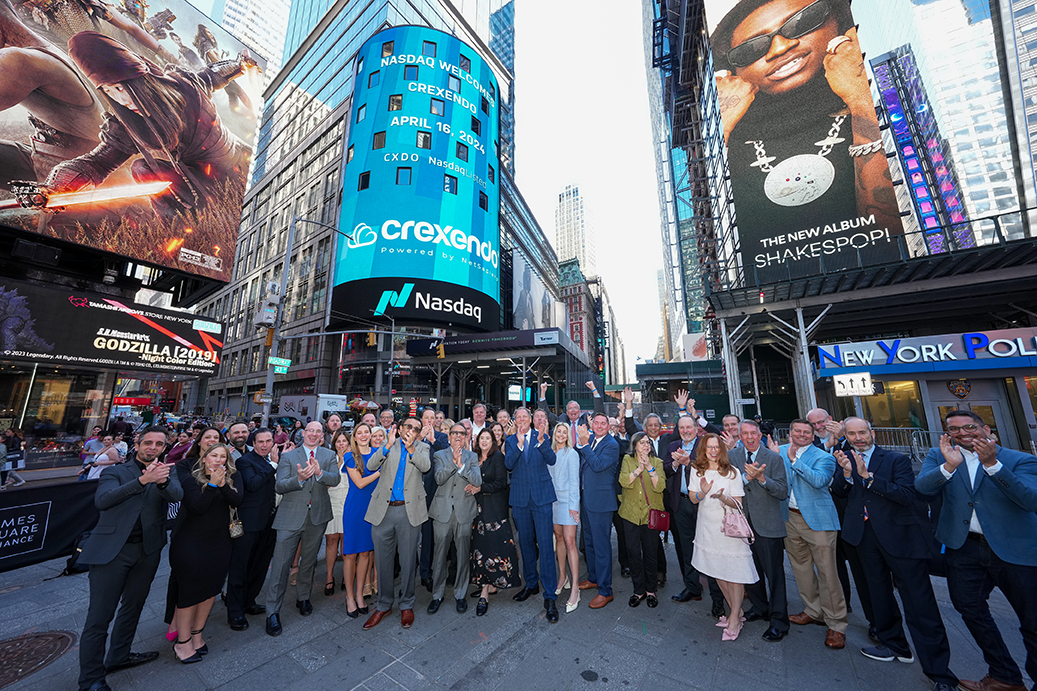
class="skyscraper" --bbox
[490,1,516,174]
[210,0,291,76]
[553,184,596,277]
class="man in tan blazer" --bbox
[427,423,481,615]
[363,417,430,630]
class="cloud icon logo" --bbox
[348,223,377,248]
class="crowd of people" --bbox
[71,388,1036,691]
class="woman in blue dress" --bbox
[341,422,385,617]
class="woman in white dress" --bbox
[548,423,581,612]
[322,430,351,596]
[690,433,758,641]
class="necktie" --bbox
[747,450,753,465]
[571,424,577,446]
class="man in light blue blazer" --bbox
[915,409,1037,691]
[776,419,848,650]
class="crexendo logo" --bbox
[373,282,483,323]
[346,219,498,269]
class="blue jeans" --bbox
[945,534,1037,687]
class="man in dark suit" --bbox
[832,417,959,691]
[729,419,789,641]
[78,426,182,691]
[265,421,340,636]
[504,406,559,622]
[417,406,449,592]
[576,412,621,609]
[916,410,1037,691]
[226,428,288,630]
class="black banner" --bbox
[0,481,99,573]
[330,277,500,332]
[0,277,224,375]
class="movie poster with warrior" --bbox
[704,0,905,283]
[0,0,264,282]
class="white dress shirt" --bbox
[939,447,1002,534]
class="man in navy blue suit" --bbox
[576,412,621,609]
[832,418,959,691]
[916,410,1037,691]
[504,407,559,622]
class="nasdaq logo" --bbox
[373,283,414,316]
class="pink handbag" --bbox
[721,499,754,544]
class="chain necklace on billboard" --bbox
[746,115,845,207]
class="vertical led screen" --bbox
[0,0,265,282]
[332,26,501,331]
[705,0,905,281]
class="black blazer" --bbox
[831,444,937,560]
[475,451,509,524]
[236,449,277,532]
[79,458,183,566]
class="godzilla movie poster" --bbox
[0,278,224,375]
[0,0,265,283]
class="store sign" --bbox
[406,328,566,357]
[703,0,905,282]
[330,26,501,331]
[0,278,223,375]
[818,327,1037,369]
[113,397,153,406]
[0,1,265,283]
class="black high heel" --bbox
[345,604,359,619]
[173,638,202,664]
[358,605,369,615]
[324,581,335,596]
[192,628,208,656]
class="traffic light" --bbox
[254,298,278,328]
[367,331,377,347]
[436,343,445,359]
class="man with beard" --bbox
[226,420,250,460]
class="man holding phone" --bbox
[77,426,182,691]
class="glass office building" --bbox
[196,0,561,417]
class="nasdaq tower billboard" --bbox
[331,26,501,331]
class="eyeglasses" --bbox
[726,0,831,68]
[946,424,980,433]
[402,423,421,432]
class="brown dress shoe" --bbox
[588,594,614,609]
[959,676,1027,691]
[401,609,414,628]
[789,612,825,626]
[578,580,598,591]
[362,609,391,630]
[824,629,846,649]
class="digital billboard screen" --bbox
[0,0,265,283]
[704,0,905,281]
[0,278,224,375]
[331,26,501,331]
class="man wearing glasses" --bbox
[427,424,481,614]
[363,418,431,631]
[916,410,1037,691]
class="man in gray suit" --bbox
[78,427,182,691]
[428,423,482,614]
[265,421,340,636]
[363,417,431,630]
[729,419,790,642]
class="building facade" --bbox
[210,0,292,76]
[196,0,562,418]
[553,184,597,277]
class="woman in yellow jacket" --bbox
[617,432,666,608]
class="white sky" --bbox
[514,0,665,381]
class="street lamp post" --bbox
[260,215,351,426]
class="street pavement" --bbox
[0,534,1030,691]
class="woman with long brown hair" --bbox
[45,30,252,215]
[340,423,384,617]
[690,433,758,641]
[469,427,520,616]
[168,443,243,662]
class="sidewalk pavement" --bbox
[0,535,1030,691]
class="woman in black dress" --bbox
[169,443,243,663]
[469,428,520,616]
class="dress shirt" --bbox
[679,440,695,495]
[390,446,408,501]
[742,446,767,486]
[300,445,323,485]
[786,445,804,510]
[842,445,875,484]
[939,446,1003,534]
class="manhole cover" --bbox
[0,631,77,689]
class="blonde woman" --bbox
[618,432,666,609]
[691,433,758,641]
[548,422,581,612]
[168,443,243,662]
[323,430,351,596]
[84,434,121,480]
[341,423,385,617]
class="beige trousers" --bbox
[784,510,848,633]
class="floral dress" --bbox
[470,451,521,589]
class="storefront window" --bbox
[1024,376,1037,426]
[860,380,925,428]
